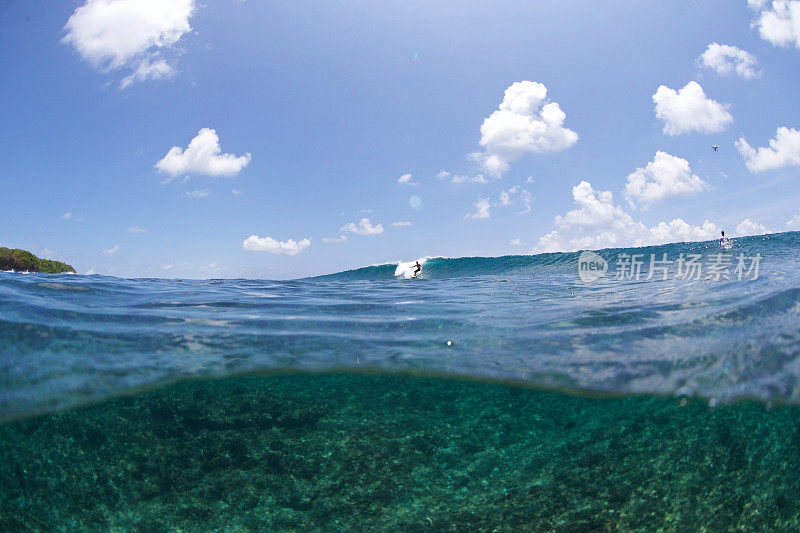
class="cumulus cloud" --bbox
[750,0,800,49]
[698,43,759,78]
[465,198,491,219]
[624,151,707,208]
[736,126,800,172]
[62,0,195,88]
[128,226,148,233]
[652,81,733,135]
[102,244,120,255]
[341,218,383,235]
[157,128,251,179]
[322,235,348,244]
[647,219,720,244]
[735,218,769,236]
[555,182,637,232]
[472,81,578,177]
[509,238,523,246]
[242,235,310,255]
[533,180,723,253]
[397,173,418,186]
[392,221,412,227]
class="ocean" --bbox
[2,232,800,530]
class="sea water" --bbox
[1,233,800,529]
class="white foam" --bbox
[242,291,279,298]
[394,257,429,279]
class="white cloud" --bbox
[397,173,418,186]
[437,170,488,184]
[750,0,800,49]
[509,238,523,246]
[232,188,243,195]
[392,221,412,227]
[786,212,800,230]
[62,0,195,87]
[322,235,348,244]
[652,81,733,135]
[555,181,639,232]
[102,244,120,255]
[341,218,384,235]
[466,197,491,219]
[451,173,489,184]
[495,185,532,213]
[533,180,723,253]
[624,151,707,208]
[119,57,173,89]
[735,218,769,236]
[698,43,759,79]
[128,226,148,233]
[472,81,578,177]
[499,186,518,205]
[242,235,310,255]
[183,189,210,199]
[535,231,566,253]
[518,189,532,214]
[648,219,720,244]
[157,128,251,178]
[736,126,800,172]
[61,211,84,222]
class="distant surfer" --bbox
[712,145,719,152]
[720,230,731,248]
[412,261,421,278]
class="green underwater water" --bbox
[1,373,800,531]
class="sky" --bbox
[0,0,799,279]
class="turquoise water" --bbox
[2,233,800,529]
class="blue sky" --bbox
[1,0,799,278]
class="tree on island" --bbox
[0,247,76,273]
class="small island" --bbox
[0,247,76,274]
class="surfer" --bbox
[412,261,421,277]
[720,230,731,248]
[712,145,719,152]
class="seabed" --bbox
[1,373,798,531]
